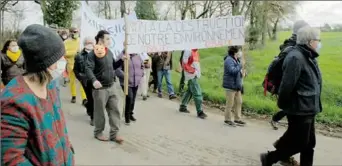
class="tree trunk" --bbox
[231,0,240,15]
[261,1,268,47]
[271,17,279,40]
[120,0,125,17]
[267,24,272,39]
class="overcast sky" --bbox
[3,1,342,30]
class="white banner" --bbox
[80,1,137,59]
[126,16,245,54]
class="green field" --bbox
[168,31,342,126]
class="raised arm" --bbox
[225,57,242,76]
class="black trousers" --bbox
[121,86,138,120]
[272,110,287,122]
[178,70,185,94]
[82,81,94,120]
[149,67,158,91]
[268,115,316,166]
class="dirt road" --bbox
[59,84,342,165]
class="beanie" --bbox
[293,20,309,35]
[18,24,65,72]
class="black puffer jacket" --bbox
[278,44,322,116]
[74,49,89,86]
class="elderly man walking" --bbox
[260,26,323,166]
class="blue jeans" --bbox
[157,69,175,95]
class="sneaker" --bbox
[147,94,150,98]
[130,115,136,122]
[224,120,237,127]
[197,111,207,119]
[71,96,76,103]
[125,118,130,125]
[270,120,278,130]
[260,153,272,166]
[142,96,147,101]
[109,136,124,144]
[82,99,88,106]
[169,95,177,100]
[158,93,162,98]
[234,120,246,126]
[179,107,190,113]
[280,157,299,166]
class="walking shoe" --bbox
[197,111,207,119]
[130,115,136,122]
[158,93,162,98]
[234,120,246,126]
[179,107,190,113]
[279,157,299,166]
[82,99,88,107]
[147,94,150,98]
[169,95,177,100]
[125,118,130,125]
[260,153,272,166]
[110,136,124,144]
[71,96,76,103]
[142,96,147,101]
[94,134,108,141]
[224,120,237,127]
[270,120,278,130]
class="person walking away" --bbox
[270,20,310,130]
[85,30,124,143]
[116,51,144,125]
[0,39,25,86]
[179,49,207,119]
[177,50,186,95]
[156,51,177,99]
[64,27,87,104]
[260,26,322,166]
[149,52,159,93]
[222,46,246,127]
[1,24,74,166]
[138,52,152,100]
[74,36,95,125]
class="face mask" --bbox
[50,60,67,80]
[237,51,243,58]
[315,42,322,53]
[71,33,79,39]
[62,35,68,39]
[85,44,93,51]
[10,46,19,53]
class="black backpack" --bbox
[262,46,295,96]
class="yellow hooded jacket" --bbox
[64,38,80,72]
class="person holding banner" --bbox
[179,49,208,119]
[138,52,152,100]
[156,51,177,99]
[85,30,124,143]
[64,27,87,105]
[116,51,145,125]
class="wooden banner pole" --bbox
[122,14,129,118]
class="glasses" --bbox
[313,39,321,42]
[71,31,78,33]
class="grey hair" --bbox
[83,36,94,45]
[296,26,320,45]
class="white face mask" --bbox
[50,59,67,80]
[237,51,243,58]
[62,35,68,39]
[85,44,93,51]
[10,46,19,53]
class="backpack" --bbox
[262,46,295,96]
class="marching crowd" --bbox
[0,19,323,166]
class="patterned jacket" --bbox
[1,76,75,166]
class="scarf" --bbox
[6,50,22,62]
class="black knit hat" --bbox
[18,24,65,72]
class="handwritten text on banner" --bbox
[126,16,245,53]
